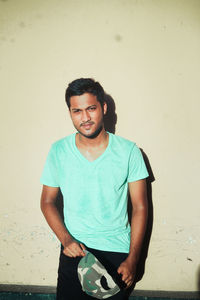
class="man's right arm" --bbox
[40,185,86,257]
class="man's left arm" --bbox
[117,179,148,288]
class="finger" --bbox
[79,243,86,256]
[80,243,86,251]
[63,249,73,257]
[125,276,134,287]
[64,244,79,257]
[121,273,128,282]
[123,273,133,283]
[126,280,133,288]
[73,244,85,257]
[117,267,127,281]
[125,282,131,289]
[74,243,87,257]
[72,246,83,257]
[66,242,82,257]
[125,278,131,285]
[117,266,122,274]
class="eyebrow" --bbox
[71,108,81,111]
[71,105,97,111]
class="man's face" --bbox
[69,93,107,138]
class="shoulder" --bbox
[109,132,136,151]
[50,133,75,153]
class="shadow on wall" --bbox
[198,265,200,295]
[104,93,117,133]
[134,151,154,285]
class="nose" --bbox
[82,110,91,123]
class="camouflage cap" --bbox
[77,250,120,299]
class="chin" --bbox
[78,125,103,139]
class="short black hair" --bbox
[65,78,105,108]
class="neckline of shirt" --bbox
[72,131,112,164]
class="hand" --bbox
[63,238,86,258]
[117,257,137,288]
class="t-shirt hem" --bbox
[127,174,149,183]
[40,179,59,187]
[85,245,130,254]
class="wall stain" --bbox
[114,34,123,42]
[19,21,26,28]
[176,228,183,234]
[35,13,43,19]
[187,257,193,262]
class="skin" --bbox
[69,93,107,140]
[40,92,148,288]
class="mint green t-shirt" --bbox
[40,132,149,253]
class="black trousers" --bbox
[56,247,130,300]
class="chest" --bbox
[77,147,106,162]
[58,152,129,194]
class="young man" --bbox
[40,78,149,300]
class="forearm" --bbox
[128,204,148,263]
[117,206,148,286]
[41,202,72,247]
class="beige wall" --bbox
[0,0,200,292]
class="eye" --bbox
[73,109,81,114]
[88,106,96,111]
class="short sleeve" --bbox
[40,144,60,187]
[127,144,149,182]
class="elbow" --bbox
[40,197,56,215]
[40,198,45,214]
[132,203,148,220]
[40,197,48,214]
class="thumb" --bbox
[80,243,86,254]
[117,265,123,274]
[80,243,86,250]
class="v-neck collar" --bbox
[72,132,112,164]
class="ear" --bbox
[103,102,107,115]
[68,107,71,115]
